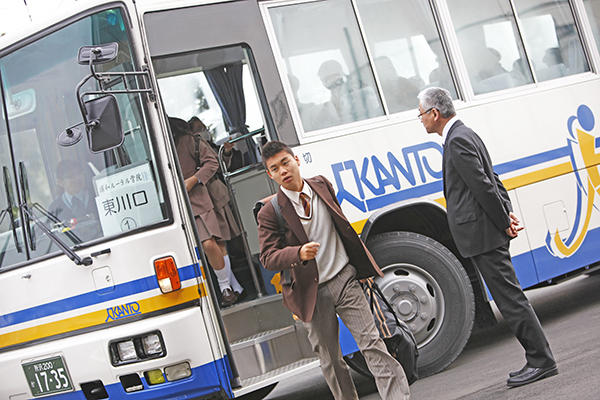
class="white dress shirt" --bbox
[441,115,459,144]
[281,181,349,283]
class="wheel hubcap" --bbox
[375,263,445,348]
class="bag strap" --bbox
[269,193,292,285]
[371,281,402,327]
[193,134,202,171]
[270,194,287,234]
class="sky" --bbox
[0,0,78,38]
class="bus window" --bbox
[0,8,169,262]
[355,0,457,113]
[584,0,600,53]
[515,0,589,81]
[447,0,534,94]
[268,0,384,132]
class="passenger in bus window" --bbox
[373,56,420,113]
[288,74,332,132]
[510,58,529,85]
[538,47,567,81]
[257,141,410,400]
[318,59,380,126]
[48,159,101,243]
[417,87,558,388]
[169,117,244,307]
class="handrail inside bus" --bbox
[216,127,267,297]
[218,127,266,179]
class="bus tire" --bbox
[359,231,475,378]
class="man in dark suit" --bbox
[417,87,557,387]
[257,141,409,400]
[48,159,101,243]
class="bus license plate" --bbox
[22,356,73,397]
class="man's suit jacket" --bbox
[48,193,101,242]
[257,175,383,322]
[443,120,513,258]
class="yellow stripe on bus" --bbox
[0,285,205,348]
[350,161,573,234]
[503,162,573,190]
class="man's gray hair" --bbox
[418,87,455,118]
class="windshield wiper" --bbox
[20,203,92,266]
[30,202,83,246]
[2,166,22,254]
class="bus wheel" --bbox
[364,231,474,377]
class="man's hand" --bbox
[184,177,197,192]
[505,212,524,238]
[300,242,320,261]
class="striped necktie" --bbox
[299,192,310,217]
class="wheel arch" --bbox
[360,200,496,329]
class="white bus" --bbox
[2,0,600,398]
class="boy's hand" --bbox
[300,242,320,261]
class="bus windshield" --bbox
[0,8,168,269]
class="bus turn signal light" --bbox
[154,256,181,293]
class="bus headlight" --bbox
[142,333,163,355]
[117,340,137,361]
[110,330,166,366]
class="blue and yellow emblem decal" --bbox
[546,105,600,258]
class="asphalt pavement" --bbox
[264,273,600,400]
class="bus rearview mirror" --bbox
[78,43,118,65]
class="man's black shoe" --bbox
[507,365,558,388]
[508,364,528,378]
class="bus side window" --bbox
[355,0,458,112]
[447,0,534,94]
[515,0,589,82]
[268,0,385,133]
[584,0,600,53]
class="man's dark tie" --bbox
[299,193,311,217]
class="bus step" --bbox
[221,294,294,343]
[230,325,295,351]
[233,357,319,397]
[230,324,313,380]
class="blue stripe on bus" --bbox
[364,145,571,212]
[0,264,199,329]
[48,356,233,399]
[493,145,570,175]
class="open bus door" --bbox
[140,1,320,397]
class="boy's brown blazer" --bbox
[257,175,382,322]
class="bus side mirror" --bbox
[57,42,124,152]
[85,94,124,153]
[57,95,124,152]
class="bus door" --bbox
[142,1,318,396]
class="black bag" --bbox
[363,278,419,384]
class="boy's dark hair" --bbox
[261,141,294,167]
